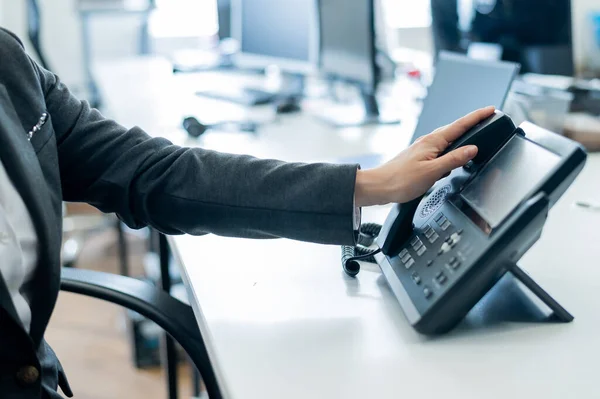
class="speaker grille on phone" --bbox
[420,185,451,218]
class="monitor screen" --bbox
[236,0,314,64]
[460,135,561,231]
[431,0,574,75]
[411,52,518,142]
[318,0,376,89]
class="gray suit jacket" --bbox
[0,28,358,398]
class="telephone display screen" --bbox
[460,135,561,230]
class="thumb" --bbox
[434,145,478,174]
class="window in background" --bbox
[150,0,218,38]
[382,0,431,29]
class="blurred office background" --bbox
[1,1,600,399]
[1,0,599,96]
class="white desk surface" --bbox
[95,58,600,399]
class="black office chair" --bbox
[60,267,223,399]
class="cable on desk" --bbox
[341,223,382,277]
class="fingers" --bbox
[434,145,478,174]
[436,106,495,144]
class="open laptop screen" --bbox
[411,52,519,143]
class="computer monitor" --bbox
[319,0,377,92]
[231,0,318,74]
[316,0,398,126]
[411,51,519,142]
[217,0,231,40]
[430,0,574,76]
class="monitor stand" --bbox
[315,87,401,127]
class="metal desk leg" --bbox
[79,12,101,108]
[159,233,179,399]
[139,11,152,55]
[115,219,130,277]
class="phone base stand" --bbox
[460,263,573,331]
[507,264,573,322]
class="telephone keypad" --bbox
[389,211,478,312]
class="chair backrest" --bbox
[60,267,223,398]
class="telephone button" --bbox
[416,245,427,256]
[413,241,424,251]
[400,249,410,263]
[447,257,461,270]
[410,236,420,246]
[411,272,422,285]
[428,233,439,244]
[434,271,448,285]
[439,242,451,254]
[426,260,434,267]
[434,213,445,223]
[441,219,452,231]
[423,286,433,299]
[405,258,415,269]
[424,225,435,239]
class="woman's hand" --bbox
[355,106,495,207]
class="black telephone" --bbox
[342,111,587,335]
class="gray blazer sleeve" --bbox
[11,34,359,245]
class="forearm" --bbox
[27,51,359,244]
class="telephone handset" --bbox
[376,111,517,257]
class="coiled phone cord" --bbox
[341,223,382,277]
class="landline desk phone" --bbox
[343,111,587,335]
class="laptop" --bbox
[411,51,520,143]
